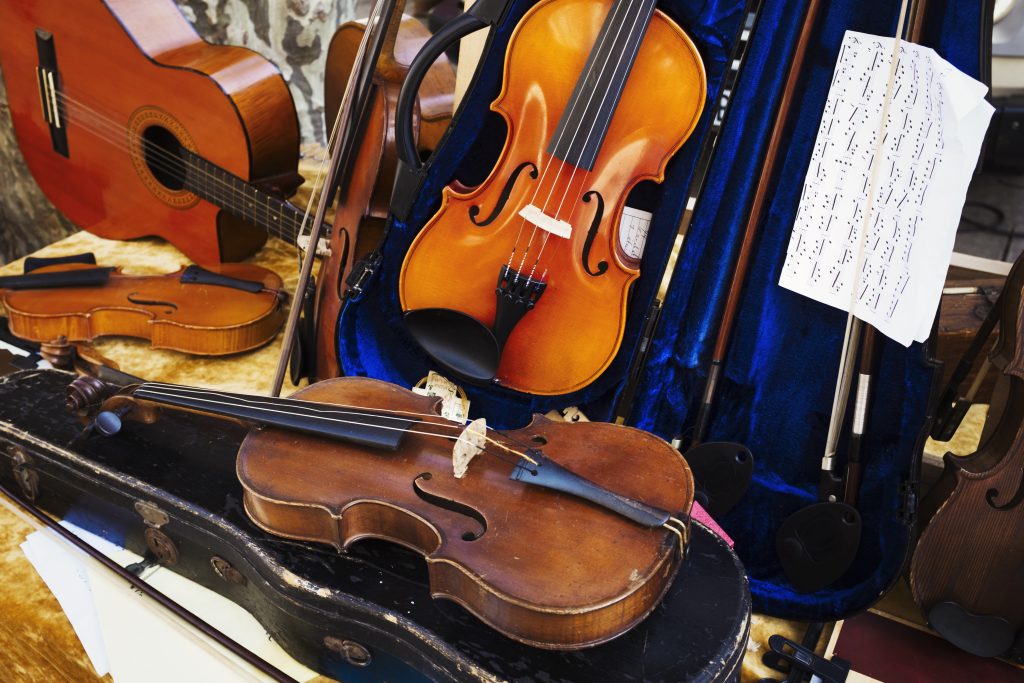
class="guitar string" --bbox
[141,380,544,458]
[503,0,637,278]
[54,98,303,245]
[51,91,308,243]
[527,0,653,274]
[54,95,306,244]
[52,89,307,235]
[133,384,534,465]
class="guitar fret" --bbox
[181,150,306,243]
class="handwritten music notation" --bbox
[779,31,993,346]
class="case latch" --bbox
[898,480,918,526]
[10,446,39,502]
[345,252,383,299]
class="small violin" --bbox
[0,255,286,356]
[76,375,693,649]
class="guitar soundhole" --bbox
[142,126,186,191]
[126,106,199,209]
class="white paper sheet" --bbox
[778,31,994,346]
[21,529,110,676]
[21,521,318,682]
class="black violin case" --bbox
[0,368,750,683]
[334,0,989,621]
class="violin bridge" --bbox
[519,204,572,239]
[452,418,487,479]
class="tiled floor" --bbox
[954,170,1024,263]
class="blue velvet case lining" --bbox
[337,0,982,619]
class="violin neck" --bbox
[547,0,658,170]
[132,383,416,451]
[181,151,309,246]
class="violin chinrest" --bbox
[682,441,754,517]
[928,601,1017,658]
[403,308,501,384]
[776,501,862,593]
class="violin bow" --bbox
[612,0,764,425]
[271,0,401,396]
[930,291,1000,440]
[776,0,929,593]
[687,0,825,447]
[630,0,825,517]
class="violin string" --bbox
[532,0,651,271]
[54,95,307,244]
[512,0,637,274]
[54,98,303,245]
[52,91,308,243]
[134,384,533,466]
[54,90,302,231]
[505,0,638,276]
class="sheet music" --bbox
[779,31,993,346]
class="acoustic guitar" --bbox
[0,0,307,264]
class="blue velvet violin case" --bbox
[333,0,988,620]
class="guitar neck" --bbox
[182,151,309,245]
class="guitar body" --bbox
[0,0,300,263]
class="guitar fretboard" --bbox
[182,151,307,244]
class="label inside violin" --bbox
[619,206,652,261]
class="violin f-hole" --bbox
[413,473,487,541]
[985,467,1024,511]
[581,190,608,277]
[126,292,178,313]
[468,161,538,227]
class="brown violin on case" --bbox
[70,374,694,650]
[911,251,1024,658]
[296,0,456,382]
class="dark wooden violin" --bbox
[910,252,1024,658]
[291,2,456,382]
[75,375,693,649]
[397,0,706,395]
[0,256,285,356]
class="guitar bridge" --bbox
[35,28,68,157]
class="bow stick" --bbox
[270,0,401,396]
[776,0,930,593]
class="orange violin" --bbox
[399,0,705,395]
[1,260,285,355]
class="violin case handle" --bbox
[392,0,513,221]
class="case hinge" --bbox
[345,252,383,299]
[898,480,918,526]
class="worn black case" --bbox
[0,369,751,682]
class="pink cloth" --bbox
[691,501,734,547]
